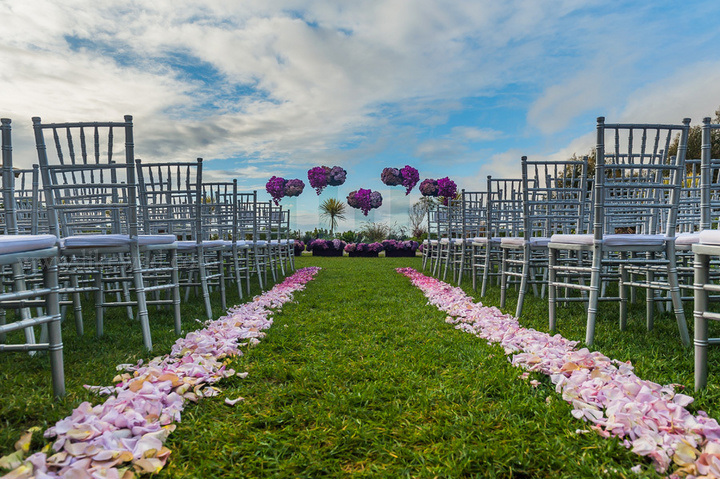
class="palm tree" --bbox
[319,198,346,236]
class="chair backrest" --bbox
[701,117,720,230]
[521,156,588,239]
[1,118,18,235]
[593,117,691,239]
[201,180,237,242]
[237,191,259,242]
[487,176,525,238]
[461,190,488,239]
[33,116,138,239]
[135,159,203,241]
[676,157,701,234]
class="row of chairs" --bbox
[423,116,720,390]
[1,116,295,396]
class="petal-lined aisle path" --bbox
[153,258,646,477]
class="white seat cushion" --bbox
[699,230,720,246]
[0,234,58,254]
[603,234,666,246]
[675,232,700,246]
[176,240,227,251]
[550,233,667,247]
[500,237,551,248]
[61,234,131,248]
[471,237,501,245]
[138,234,176,246]
[500,237,524,247]
[550,234,593,245]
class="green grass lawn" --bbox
[4,255,719,477]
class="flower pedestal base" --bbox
[385,250,417,257]
[348,251,379,258]
[311,249,343,257]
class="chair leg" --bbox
[585,248,603,346]
[500,248,508,309]
[695,251,710,390]
[619,252,628,331]
[44,255,65,397]
[646,252,655,331]
[198,249,213,320]
[218,250,227,312]
[69,272,84,336]
[94,270,104,338]
[667,245,690,347]
[131,247,153,351]
[515,246,530,318]
[481,245,491,297]
[548,247,557,333]
[170,250,181,336]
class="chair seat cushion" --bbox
[500,237,551,247]
[139,234,177,246]
[699,230,720,246]
[675,232,700,246]
[471,237,501,245]
[0,234,58,254]
[62,234,131,248]
[176,240,227,251]
[550,233,667,247]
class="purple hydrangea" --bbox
[380,167,402,186]
[419,179,439,197]
[284,178,305,197]
[400,165,419,195]
[347,189,382,216]
[293,240,305,255]
[437,177,457,205]
[327,166,347,187]
[382,239,419,252]
[308,166,329,195]
[367,242,383,253]
[344,243,357,253]
[265,176,286,205]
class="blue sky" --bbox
[2,0,720,232]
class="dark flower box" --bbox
[385,250,417,257]
[312,249,343,257]
[348,251,379,257]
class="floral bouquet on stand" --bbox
[266,176,286,205]
[266,176,305,205]
[284,179,305,198]
[419,178,439,197]
[381,239,420,257]
[381,165,419,195]
[308,238,346,257]
[308,165,347,195]
[293,240,305,256]
[345,242,384,257]
[347,188,382,216]
[437,177,458,206]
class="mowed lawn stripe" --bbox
[160,257,651,478]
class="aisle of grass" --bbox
[159,257,651,478]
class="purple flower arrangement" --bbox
[283,179,305,197]
[382,239,419,257]
[265,176,286,205]
[307,165,347,195]
[419,178,439,197]
[293,240,305,256]
[420,177,457,204]
[345,242,384,253]
[347,188,383,216]
[381,240,419,252]
[381,165,420,195]
[265,176,305,205]
[308,238,346,256]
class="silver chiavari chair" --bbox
[500,156,588,317]
[549,117,691,347]
[0,118,64,396]
[692,117,720,389]
[34,115,181,352]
